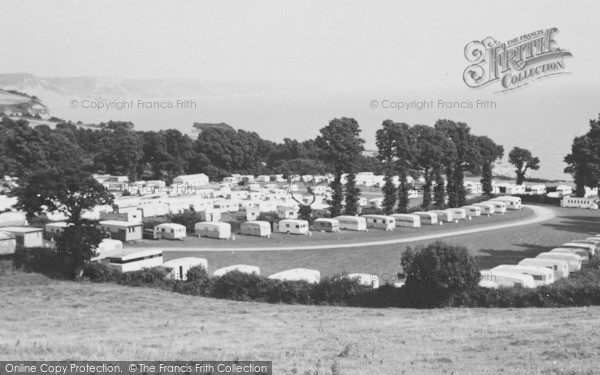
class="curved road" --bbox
[151,205,557,252]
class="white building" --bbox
[172,173,210,186]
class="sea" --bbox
[50,82,600,182]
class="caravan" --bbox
[473,203,496,215]
[239,221,271,237]
[154,223,187,240]
[105,249,164,272]
[480,270,536,288]
[413,212,438,225]
[550,247,590,263]
[492,265,554,286]
[194,222,231,239]
[161,257,208,280]
[519,258,570,279]
[429,210,454,223]
[490,196,522,210]
[391,214,421,228]
[312,218,340,233]
[536,252,582,272]
[361,215,395,230]
[277,219,309,235]
[460,205,482,217]
[335,216,367,231]
[485,200,507,214]
[446,208,467,220]
[268,268,320,283]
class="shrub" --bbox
[257,212,279,224]
[118,267,168,287]
[82,261,122,282]
[512,194,561,206]
[260,278,314,304]
[310,275,372,305]
[401,241,480,307]
[359,207,384,215]
[169,211,205,234]
[211,270,264,300]
[12,246,68,278]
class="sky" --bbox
[2,0,600,179]
[1,0,599,89]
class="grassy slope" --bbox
[1,273,600,375]
[157,207,599,278]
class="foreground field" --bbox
[158,206,599,278]
[1,273,599,374]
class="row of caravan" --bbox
[96,249,379,287]
[480,235,600,288]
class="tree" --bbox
[14,170,114,226]
[509,147,540,185]
[376,120,398,214]
[412,125,456,210]
[400,241,481,307]
[56,224,107,278]
[475,136,504,195]
[316,118,365,216]
[564,116,600,197]
[434,120,478,207]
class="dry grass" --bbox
[2,274,600,374]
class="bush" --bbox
[310,275,372,305]
[400,241,480,307]
[169,211,205,234]
[512,194,561,206]
[118,267,168,287]
[359,206,384,215]
[257,212,279,224]
[12,246,68,278]
[82,261,122,282]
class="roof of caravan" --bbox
[194,221,230,228]
[519,258,569,266]
[278,219,309,224]
[446,208,466,212]
[98,220,142,227]
[491,196,521,201]
[460,205,481,209]
[155,223,186,230]
[493,265,553,275]
[413,211,437,216]
[361,214,393,219]
[537,252,581,260]
[162,257,207,267]
[242,221,270,227]
[314,218,339,223]
[480,270,535,281]
[0,231,15,240]
[391,213,420,218]
[107,248,163,261]
[0,226,43,233]
[334,215,366,221]
[562,242,596,250]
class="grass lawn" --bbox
[1,272,600,374]
[128,207,534,250]
[155,206,599,279]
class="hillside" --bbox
[0,73,332,107]
[1,265,598,374]
[0,88,48,117]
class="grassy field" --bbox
[155,206,599,278]
[128,206,534,250]
[1,271,600,374]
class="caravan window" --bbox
[295,225,300,228]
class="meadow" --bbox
[1,270,599,374]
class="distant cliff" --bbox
[0,88,49,117]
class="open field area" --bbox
[1,272,600,374]
[128,206,535,250]
[147,206,599,278]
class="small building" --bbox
[97,220,143,242]
[268,268,320,283]
[154,223,187,240]
[194,222,231,239]
[277,219,309,235]
[173,173,210,186]
[1,227,43,248]
[277,206,299,220]
[213,264,260,277]
[161,257,208,280]
[104,248,163,273]
[0,231,17,254]
[99,209,143,223]
[240,221,271,237]
[561,196,598,209]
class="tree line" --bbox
[564,115,600,196]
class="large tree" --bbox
[375,121,398,214]
[564,116,600,196]
[508,147,541,185]
[475,136,504,195]
[15,170,114,225]
[316,118,365,216]
[434,120,477,207]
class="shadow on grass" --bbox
[542,215,600,236]
[474,243,555,269]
